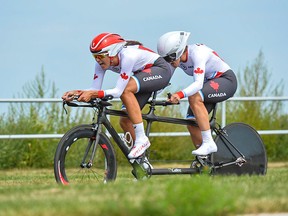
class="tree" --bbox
[0,67,93,168]
[226,50,288,160]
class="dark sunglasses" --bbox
[163,53,177,63]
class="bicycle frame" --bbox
[64,92,247,178]
[104,108,201,176]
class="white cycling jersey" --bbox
[90,45,159,98]
[178,44,231,98]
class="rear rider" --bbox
[157,31,238,156]
[62,32,173,159]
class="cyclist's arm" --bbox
[101,54,136,98]
[176,51,207,99]
[178,66,205,98]
[88,63,106,90]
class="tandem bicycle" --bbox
[54,92,267,184]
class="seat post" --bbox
[145,91,158,137]
[151,91,158,100]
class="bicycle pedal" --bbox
[196,155,212,167]
[131,163,148,180]
[197,155,209,160]
[129,159,136,164]
[129,157,144,164]
[196,155,211,162]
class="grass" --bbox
[0,163,288,216]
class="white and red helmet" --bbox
[157,31,190,62]
[90,33,126,56]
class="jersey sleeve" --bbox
[179,48,208,98]
[104,53,136,98]
[87,63,105,90]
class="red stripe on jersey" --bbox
[212,51,225,62]
[138,45,155,53]
[144,63,153,70]
[214,71,223,78]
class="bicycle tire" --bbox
[54,124,117,184]
[212,122,267,175]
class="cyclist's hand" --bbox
[168,93,180,104]
[77,90,96,102]
[62,91,76,101]
[62,90,83,101]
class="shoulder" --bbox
[120,46,158,59]
[188,44,211,58]
[189,44,211,52]
[120,46,138,57]
[118,47,141,64]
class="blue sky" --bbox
[1,0,288,100]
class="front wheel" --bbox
[212,122,267,175]
[54,124,117,184]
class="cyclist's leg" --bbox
[187,103,215,148]
[190,70,237,155]
[120,92,151,141]
[121,79,151,159]
[188,93,217,155]
[120,78,144,131]
[124,58,171,158]
[203,70,237,104]
[119,116,135,140]
[189,93,210,131]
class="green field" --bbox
[0,163,288,216]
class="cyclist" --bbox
[157,31,237,156]
[62,32,173,159]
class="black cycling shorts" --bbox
[187,69,237,118]
[131,57,172,109]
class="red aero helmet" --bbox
[90,33,126,56]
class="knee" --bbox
[121,88,129,96]
[121,88,135,101]
[188,94,203,109]
[122,79,137,96]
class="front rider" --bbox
[62,32,173,159]
[157,31,238,156]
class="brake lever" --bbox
[62,94,80,115]
[166,92,180,105]
[62,95,114,114]
[102,95,114,101]
[167,92,172,99]
[63,100,68,114]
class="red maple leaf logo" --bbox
[93,74,98,80]
[142,64,153,74]
[120,72,129,80]
[210,81,219,92]
[194,67,204,75]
